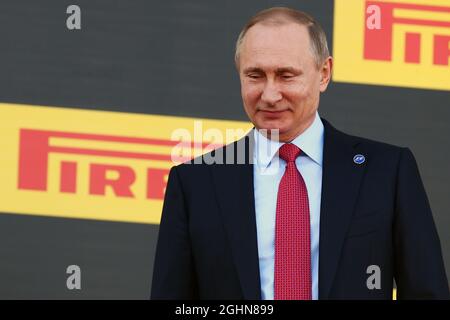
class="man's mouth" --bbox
[259,109,288,117]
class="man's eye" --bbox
[247,74,261,79]
[281,74,294,79]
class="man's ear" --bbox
[319,56,333,92]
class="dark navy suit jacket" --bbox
[151,118,449,299]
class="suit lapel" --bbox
[318,119,367,299]
[210,132,262,299]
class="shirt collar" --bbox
[253,111,324,169]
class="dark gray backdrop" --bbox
[0,0,448,298]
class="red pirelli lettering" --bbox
[364,1,450,65]
[18,129,218,199]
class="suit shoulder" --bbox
[175,134,252,171]
[169,141,231,179]
[335,126,408,156]
[353,133,406,153]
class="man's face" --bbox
[238,23,332,142]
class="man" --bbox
[151,7,449,299]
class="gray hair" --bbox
[235,7,330,69]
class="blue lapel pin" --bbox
[353,154,365,165]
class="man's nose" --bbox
[261,81,282,105]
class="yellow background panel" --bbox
[333,0,450,91]
[0,103,252,224]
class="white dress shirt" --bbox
[253,111,324,300]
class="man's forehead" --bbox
[244,22,310,45]
[241,24,312,57]
[240,47,310,71]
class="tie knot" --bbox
[278,143,301,162]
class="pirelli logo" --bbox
[333,0,450,91]
[18,129,179,199]
[0,103,251,224]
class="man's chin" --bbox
[255,125,288,140]
[258,120,289,131]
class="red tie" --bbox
[274,143,312,300]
